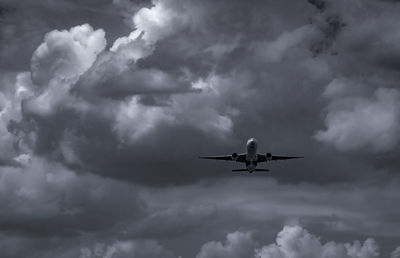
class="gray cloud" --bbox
[315,86,400,152]
[139,177,400,240]
[392,247,400,258]
[79,240,175,258]
[0,0,398,189]
[195,225,397,258]
[255,225,379,258]
[196,231,256,258]
[0,170,399,256]
[1,0,400,256]
[0,157,145,237]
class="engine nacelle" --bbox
[231,152,238,161]
[266,153,272,161]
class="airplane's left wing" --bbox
[199,154,246,163]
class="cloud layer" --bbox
[255,226,379,258]
[197,225,381,258]
[315,84,400,152]
[1,0,400,256]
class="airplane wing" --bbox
[199,154,247,163]
[257,154,303,162]
[271,155,304,160]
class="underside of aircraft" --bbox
[200,138,303,173]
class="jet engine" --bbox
[231,152,238,161]
[266,153,272,161]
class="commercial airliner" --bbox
[200,138,303,173]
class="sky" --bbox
[0,0,400,257]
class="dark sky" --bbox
[0,0,400,257]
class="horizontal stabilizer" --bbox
[231,168,270,172]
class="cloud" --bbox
[2,0,400,256]
[1,0,236,184]
[79,240,175,258]
[0,0,398,188]
[30,24,106,86]
[196,231,256,258]
[113,96,175,142]
[0,72,35,165]
[315,87,400,152]
[139,177,400,239]
[0,156,144,236]
[255,225,379,258]
[30,24,104,107]
[0,233,177,258]
[252,25,316,63]
[195,225,386,258]
[82,68,192,98]
[26,24,106,116]
[108,0,199,70]
[112,0,198,49]
[392,247,400,258]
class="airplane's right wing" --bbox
[271,155,304,160]
[257,154,303,162]
[199,153,247,163]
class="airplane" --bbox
[200,138,303,173]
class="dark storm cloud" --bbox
[1,0,319,185]
[0,158,146,237]
[138,177,400,256]
[1,0,399,185]
[1,0,400,257]
[1,176,400,257]
[140,178,400,238]
[308,0,326,12]
[0,0,136,70]
[1,224,396,258]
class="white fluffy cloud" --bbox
[255,226,379,258]
[169,75,236,137]
[0,72,35,164]
[315,86,400,152]
[196,231,256,258]
[70,1,234,144]
[112,0,195,51]
[31,24,106,86]
[27,24,106,115]
[15,14,234,160]
[113,92,234,144]
[107,0,197,84]
[114,96,175,142]
[195,225,384,258]
[113,74,236,144]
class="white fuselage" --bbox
[246,138,258,172]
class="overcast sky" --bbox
[1,0,400,257]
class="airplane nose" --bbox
[247,138,256,144]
